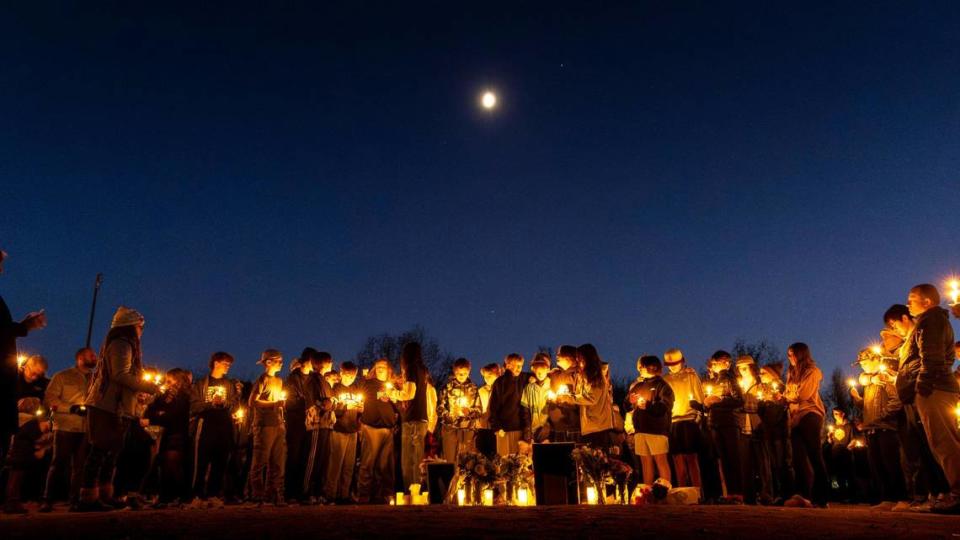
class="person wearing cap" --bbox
[77,306,158,512]
[40,347,96,512]
[662,348,704,490]
[190,351,243,505]
[248,349,287,506]
[520,353,552,446]
[734,355,767,504]
[849,347,906,506]
[0,249,47,464]
[696,350,744,503]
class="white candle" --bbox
[483,488,494,506]
[396,492,406,506]
[457,488,466,506]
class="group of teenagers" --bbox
[2,266,960,516]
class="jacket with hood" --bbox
[906,307,958,394]
[626,375,674,436]
[438,377,480,430]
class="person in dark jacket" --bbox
[16,354,49,401]
[884,304,949,508]
[325,362,363,503]
[487,353,527,456]
[546,345,581,443]
[357,358,398,503]
[305,352,335,503]
[758,363,794,503]
[145,369,192,506]
[698,350,745,503]
[248,349,287,506]
[627,355,674,486]
[190,351,242,504]
[4,397,52,514]
[849,348,905,505]
[904,284,960,514]
[0,248,47,464]
[283,348,317,503]
[78,306,158,512]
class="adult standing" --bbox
[0,248,47,461]
[488,353,527,456]
[41,347,96,511]
[391,342,430,489]
[904,284,960,514]
[190,351,242,504]
[77,306,158,512]
[16,354,50,400]
[784,342,830,508]
[559,344,614,452]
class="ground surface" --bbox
[1,503,959,539]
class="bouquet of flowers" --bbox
[571,445,610,484]
[498,453,534,486]
[457,451,498,486]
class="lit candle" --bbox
[396,492,406,506]
[517,486,529,506]
[827,424,835,433]
[457,488,466,506]
[947,279,960,305]
[142,371,154,382]
[687,392,693,401]
[457,396,469,408]
[278,390,287,402]
[585,486,598,505]
[35,407,44,417]
[16,355,27,369]
[482,488,494,506]
[705,385,714,397]
[757,389,764,401]
[771,382,779,392]
[870,344,883,355]
[546,390,558,401]
[233,408,245,422]
[847,378,857,388]
[878,363,887,374]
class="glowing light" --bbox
[483,488,494,506]
[947,278,960,305]
[481,91,497,110]
[705,385,715,397]
[457,488,467,506]
[870,344,883,355]
[233,408,245,421]
[517,486,530,506]
[585,486,598,505]
[35,407,44,417]
[16,355,27,369]
[847,378,857,388]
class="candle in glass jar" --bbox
[482,488,494,506]
[517,486,529,506]
[396,492,406,506]
[585,486,598,505]
[457,488,466,506]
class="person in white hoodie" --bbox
[662,349,704,490]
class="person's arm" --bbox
[795,369,822,405]
[108,341,157,394]
[252,378,280,409]
[393,381,417,402]
[43,372,64,411]
[427,384,438,433]
[917,322,948,372]
[438,384,453,424]
[571,382,601,407]
[520,386,533,441]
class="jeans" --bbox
[791,413,829,505]
[44,430,88,502]
[915,389,960,495]
[401,421,428,488]
[358,424,394,502]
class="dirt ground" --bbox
[1,503,959,540]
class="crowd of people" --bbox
[2,248,960,516]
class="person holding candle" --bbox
[39,347,95,512]
[824,408,855,503]
[145,369,192,507]
[0,249,48,467]
[488,353,527,456]
[697,351,745,503]
[325,362,363,503]
[627,355,675,487]
[3,397,52,513]
[190,351,242,505]
[475,363,502,457]
[248,349,287,506]
[521,353,552,445]
[558,344,614,452]
[901,284,960,514]
[438,358,480,463]
[735,355,768,505]
[15,354,50,402]
[884,303,950,509]
[357,358,398,504]
[546,345,581,443]
[662,348,704,490]
[757,363,793,503]
[77,306,157,512]
[783,342,829,508]
[848,348,905,507]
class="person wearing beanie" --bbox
[662,348,704,490]
[77,306,158,512]
[0,248,47,466]
[248,349,287,506]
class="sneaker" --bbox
[908,499,933,513]
[931,494,960,515]
[890,501,912,512]
[783,494,813,508]
[39,501,54,513]
[871,501,896,511]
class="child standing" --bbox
[438,358,480,463]
[248,349,287,506]
[475,363,502,457]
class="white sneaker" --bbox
[890,501,911,512]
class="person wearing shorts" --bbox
[627,355,674,486]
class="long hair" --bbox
[90,325,143,399]
[400,341,425,382]
[787,342,815,382]
[577,343,604,388]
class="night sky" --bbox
[2,1,958,380]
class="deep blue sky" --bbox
[2,1,958,381]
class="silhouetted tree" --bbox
[354,324,457,384]
[732,338,785,366]
[824,367,856,420]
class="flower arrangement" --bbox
[457,451,498,486]
[571,445,609,484]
